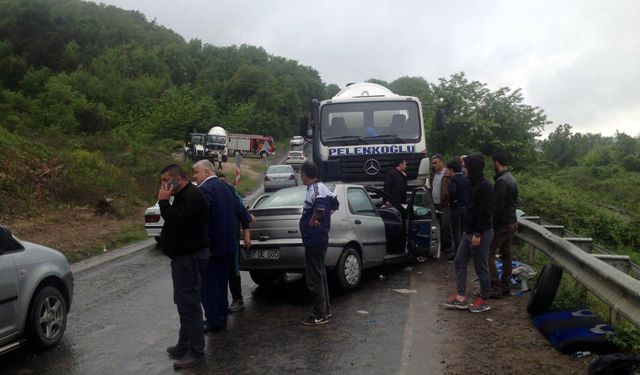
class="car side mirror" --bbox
[0,226,23,253]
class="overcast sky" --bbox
[96,0,640,137]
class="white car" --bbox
[285,150,306,169]
[263,165,297,192]
[289,136,304,146]
[144,202,164,242]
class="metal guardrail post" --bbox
[515,216,640,329]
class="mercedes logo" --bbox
[364,159,380,176]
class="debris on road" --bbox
[393,289,417,294]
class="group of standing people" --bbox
[434,152,518,313]
[156,160,338,369]
[157,160,252,369]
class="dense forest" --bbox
[0,0,638,260]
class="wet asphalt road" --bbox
[0,247,444,375]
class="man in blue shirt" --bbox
[299,161,337,325]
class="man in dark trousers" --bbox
[488,152,518,298]
[157,164,209,369]
[383,159,408,205]
[192,160,252,333]
[447,157,470,261]
[442,154,494,313]
[300,161,338,325]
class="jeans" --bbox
[450,206,465,255]
[454,229,494,300]
[488,223,517,292]
[304,244,330,318]
[228,247,242,301]
[171,250,209,355]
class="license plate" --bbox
[246,249,280,259]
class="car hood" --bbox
[17,240,70,267]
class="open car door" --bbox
[406,187,440,261]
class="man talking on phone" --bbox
[158,164,210,369]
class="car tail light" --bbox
[145,214,161,223]
[264,175,270,181]
[289,174,295,180]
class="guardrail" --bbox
[515,215,640,329]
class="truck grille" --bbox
[327,153,424,181]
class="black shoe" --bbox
[308,312,332,319]
[203,322,225,333]
[446,255,456,263]
[166,345,187,358]
[173,352,204,369]
[488,290,504,299]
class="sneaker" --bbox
[445,255,456,263]
[228,299,245,312]
[308,312,332,319]
[468,297,491,313]
[441,295,468,310]
[302,316,329,326]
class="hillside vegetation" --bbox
[0,0,637,267]
[0,0,326,222]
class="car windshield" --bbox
[206,135,226,145]
[267,165,293,174]
[190,135,205,144]
[288,151,303,156]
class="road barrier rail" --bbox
[516,215,640,328]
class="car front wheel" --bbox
[27,286,68,349]
[333,247,362,291]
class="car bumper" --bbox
[144,224,162,237]
[239,241,343,271]
[63,271,74,312]
[263,180,297,191]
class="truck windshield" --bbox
[190,135,205,144]
[321,101,421,144]
[206,135,226,145]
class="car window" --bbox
[267,165,293,174]
[347,188,377,216]
[257,187,307,208]
[0,227,24,253]
[411,189,431,219]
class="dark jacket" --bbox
[383,167,407,204]
[493,170,518,226]
[199,177,252,257]
[462,155,493,233]
[159,182,209,258]
[449,173,470,209]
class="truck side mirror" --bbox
[299,115,308,138]
[435,108,446,130]
[310,99,320,126]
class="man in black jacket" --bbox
[383,159,407,205]
[158,164,210,369]
[488,152,518,298]
[442,154,494,313]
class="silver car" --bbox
[240,184,439,290]
[0,226,74,355]
[263,165,298,192]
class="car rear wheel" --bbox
[27,286,68,349]
[333,247,362,291]
[249,270,282,286]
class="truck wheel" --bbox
[527,263,563,316]
[26,286,68,349]
[260,151,268,158]
[332,247,362,291]
[222,155,228,162]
